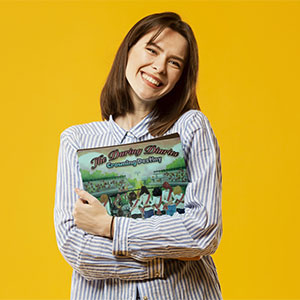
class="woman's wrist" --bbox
[94,214,114,238]
[109,216,115,239]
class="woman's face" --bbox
[125,27,188,105]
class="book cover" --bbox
[77,133,188,219]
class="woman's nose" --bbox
[151,58,166,74]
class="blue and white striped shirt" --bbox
[54,110,223,300]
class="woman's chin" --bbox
[131,94,160,106]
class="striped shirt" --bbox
[54,110,223,300]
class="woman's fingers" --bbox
[75,188,97,204]
[73,188,111,237]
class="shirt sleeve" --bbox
[54,128,164,281]
[112,112,222,261]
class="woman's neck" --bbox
[114,88,156,131]
[115,108,152,131]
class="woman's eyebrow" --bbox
[147,41,185,63]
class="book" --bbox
[77,133,188,219]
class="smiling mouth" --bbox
[141,72,163,87]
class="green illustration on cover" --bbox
[77,133,188,219]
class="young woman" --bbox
[152,186,164,215]
[139,185,154,218]
[162,181,174,215]
[55,12,222,300]
[129,190,143,219]
[173,185,185,214]
[99,193,111,216]
[120,192,131,218]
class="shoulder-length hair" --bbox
[140,185,150,195]
[152,187,162,197]
[100,12,200,136]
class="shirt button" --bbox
[155,271,160,277]
[143,297,148,300]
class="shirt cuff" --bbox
[112,217,164,279]
[147,257,164,279]
[112,216,130,257]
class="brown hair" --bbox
[162,181,172,190]
[100,12,200,136]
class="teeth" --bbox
[142,73,160,86]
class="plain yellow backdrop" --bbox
[1,1,299,299]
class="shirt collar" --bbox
[108,113,153,144]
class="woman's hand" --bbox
[73,188,113,238]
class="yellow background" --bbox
[1,1,299,299]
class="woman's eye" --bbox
[169,60,181,68]
[146,48,157,54]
